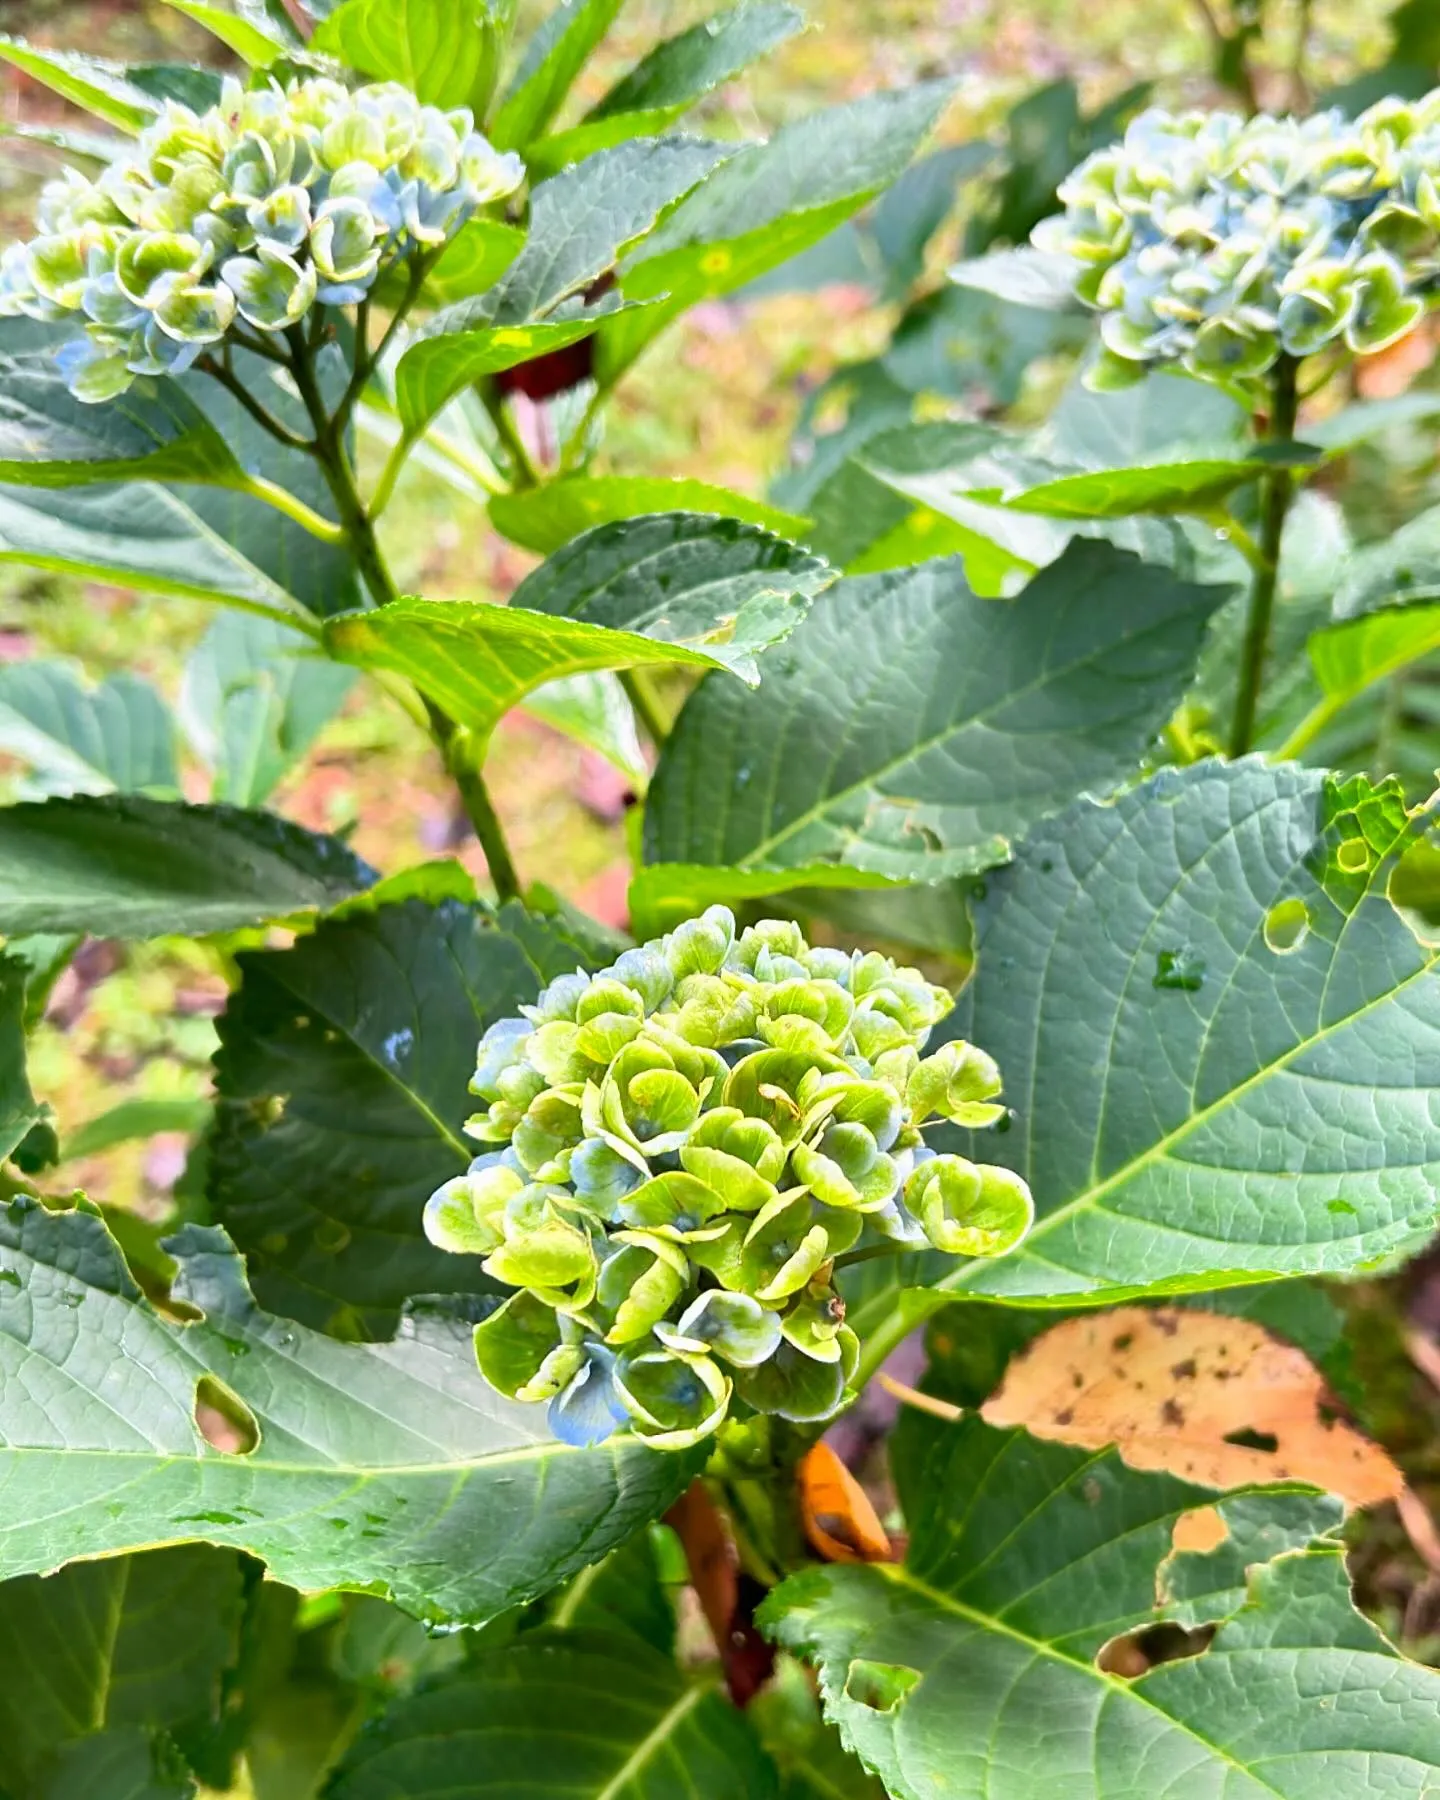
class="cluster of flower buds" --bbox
[425,908,1033,1452]
[1035,90,1440,392]
[0,75,524,401]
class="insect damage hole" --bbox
[195,1374,259,1455]
[845,1658,921,1713]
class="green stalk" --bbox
[1229,355,1300,759]
[283,327,524,904]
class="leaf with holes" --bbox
[326,1630,777,1799]
[0,1200,689,1624]
[0,662,178,798]
[763,1414,1440,1800]
[209,898,598,1333]
[0,1547,244,1791]
[0,796,371,938]
[930,761,1440,1302]
[643,540,1227,886]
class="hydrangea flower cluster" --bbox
[0,75,524,402]
[425,908,1033,1451]
[1035,90,1440,392]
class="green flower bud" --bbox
[907,1040,1006,1128]
[115,231,206,307]
[595,1037,706,1154]
[597,1232,688,1344]
[905,1155,1034,1258]
[614,1344,732,1450]
[654,1289,782,1367]
[511,1086,583,1182]
[679,1106,787,1210]
[482,1198,598,1311]
[665,904,734,978]
[422,1156,525,1255]
[733,1328,859,1423]
[472,1288,563,1399]
[220,247,316,331]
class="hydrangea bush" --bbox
[1,3,1439,1796]
[425,908,1030,1447]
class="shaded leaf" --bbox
[62,1096,211,1164]
[628,861,903,942]
[644,541,1227,884]
[327,1630,777,1798]
[31,1729,195,1800]
[599,81,956,379]
[179,614,355,808]
[0,1547,243,1789]
[0,1200,688,1625]
[523,671,646,786]
[0,956,47,1165]
[934,761,1440,1301]
[492,0,625,150]
[209,898,594,1332]
[764,1416,1439,1800]
[489,473,809,553]
[0,661,178,797]
[0,796,371,937]
[1334,501,1440,618]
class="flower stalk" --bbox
[1230,353,1299,757]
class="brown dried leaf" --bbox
[980,1305,1403,1508]
[798,1442,893,1564]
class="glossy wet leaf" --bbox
[0,796,370,937]
[0,321,241,490]
[644,541,1226,884]
[209,898,597,1332]
[764,1415,1440,1800]
[0,662,177,797]
[327,1629,776,1798]
[934,761,1440,1300]
[0,1547,243,1789]
[0,1202,687,1625]
[599,81,956,379]
[489,474,810,553]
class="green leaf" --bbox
[523,671,646,786]
[526,2,804,174]
[1334,501,1440,618]
[328,515,829,755]
[764,1417,1440,1800]
[327,1630,777,1798]
[969,450,1316,521]
[179,614,356,808]
[0,662,178,798]
[599,80,956,379]
[0,796,371,938]
[550,1526,676,1651]
[209,898,595,1332]
[644,541,1227,884]
[157,0,290,65]
[0,36,163,132]
[62,1097,212,1164]
[0,956,47,1165]
[0,1547,243,1789]
[0,320,243,490]
[948,246,1078,309]
[933,761,1440,1303]
[396,137,730,433]
[1307,601,1440,716]
[629,861,903,941]
[0,1200,688,1625]
[489,474,810,553]
[314,0,502,110]
[752,1657,886,1800]
[423,218,526,306]
[30,1729,196,1800]
[505,512,832,680]
[492,0,626,150]
[867,143,996,300]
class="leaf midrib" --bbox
[879,1563,1288,1798]
[592,1677,713,1800]
[945,948,1440,1290]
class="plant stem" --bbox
[483,386,543,489]
[283,327,524,903]
[199,354,313,451]
[1229,355,1300,758]
[621,668,669,747]
[238,472,348,544]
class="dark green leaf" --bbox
[599,81,956,379]
[0,320,241,490]
[0,796,371,938]
[765,1417,1438,1799]
[489,474,809,552]
[0,1547,243,1789]
[0,662,178,797]
[550,1526,676,1652]
[752,1657,885,1800]
[0,1201,688,1624]
[628,862,903,941]
[644,540,1227,884]
[314,0,503,108]
[31,1730,195,1800]
[933,761,1440,1302]
[209,898,593,1332]
[0,956,48,1165]
[492,0,625,150]
[1334,501,1440,618]
[327,1630,777,1798]
[870,143,997,298]
[179,614,356,808]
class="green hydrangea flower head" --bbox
[426,907,1033,1451]
[1034,90,1440,395]
[0,74,524,401]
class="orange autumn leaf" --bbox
[981,1305,1403,1509]
[798,1442,893,1563]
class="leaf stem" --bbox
[282,326,524,903]
[483,386,543,489]
[621,668,669,747]
[237,471,348,544]
[1229,355,1300,758]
